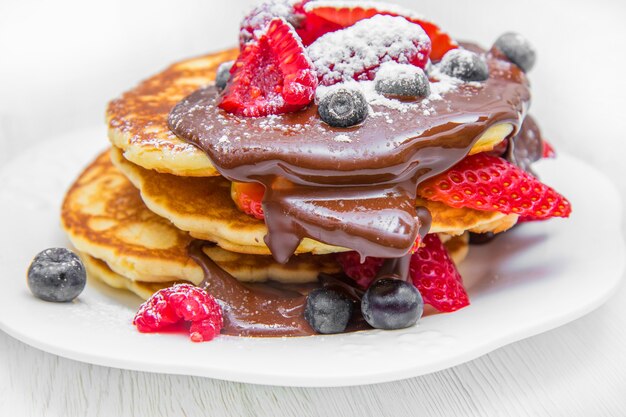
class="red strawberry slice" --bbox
[418,153,571,220]
[542,140,556,158]
[336,234,470,312]
[302,1,457,60]
[220,18,317,117]
[409,234,469,312]
[307,14,431,85]
[231,181,265,221]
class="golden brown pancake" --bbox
[107,49,511,178]
[110,146,516,255]
[61,151,341,284]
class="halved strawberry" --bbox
[336,234,470,312]
[409,234,469,312]
[543,140,556,158]
[220,18,317,117]
[231,181,265,220]
[307,14,431,85]
[418,153,571,220]
[302,1,457,60]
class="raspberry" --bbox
[302,1,457,60]
[231,181,265,220]
[335,251,385,288]
[239,0,304,46]
[307,15,431,86]
[220,18,317,117]
[133,284,223,342]
[543,140,556,158]
[409,234,469,312]
[337,235,470,312]
[418,153,571,220]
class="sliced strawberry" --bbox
[307,14,431,86]
[418,153,571,220]
[543,140,556,158]
[220,18,317,117]
[409,234,469,312]
[302,1,457,60]
[231,181,265,220]
[337,234,469,312]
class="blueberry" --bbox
[318,87,368,128]
[361,279,423,330]
[440,49,489,82]
[493,32,536,73]
[375,62,430,98]
[304,288,354,334]
[215,60,234,92]
[469,231,497,245]
[27,248,86,302]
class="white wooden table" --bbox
[1,0,625,415]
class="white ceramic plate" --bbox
[0,127,623,387]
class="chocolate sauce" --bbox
[188,241,315,336]
[169,44,530,269]
[506,115,544,175]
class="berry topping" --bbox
[418,153,572,219]
[304,287,354,334]
[507,116,544,174]
[440,49,489,82]
[493,32,536,73]
[374,61,430,98]
[336,252,385,288]
[409,234,469,312]
[220,18,317,117]
[239,0,304,46]
[133,284,223,342]
[307,15,431,86]
[318,86,368,127]
[231,181,265,221]
[302,1,457,60]
[215,60,234,92]
[361,278,423,330]
[543,140,556,158]
[27,248,86,302]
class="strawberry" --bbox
[337,234,470,312]
[409,234,469,312]
[231,181,265,220]
[307,14,431,86]
[418,153,571,220]
[302,1,457,60]
[543,140,556,158]
[220,18,317,117]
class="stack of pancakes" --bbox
[61,49,517,301]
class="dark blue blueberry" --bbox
[27,248,86,302]
[305,288,354,334]
[361,279,423,330]
[440,49,489,82]
[494,32,536,73]
[318,87,368,128]
[375,63,430,98]
[215,60,234,92]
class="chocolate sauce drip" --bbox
[506,115,544,175]
[170,43,530,274]
[188,241,314,336]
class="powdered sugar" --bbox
[307,15,430,85]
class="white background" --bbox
[1,0,626,415]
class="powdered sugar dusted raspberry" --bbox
[133,284,223,342]
[307,15,431,85]
[240,0,303,45]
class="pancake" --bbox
[111,146,517,255]
[80,233,470,301]
[61,151,341,284]
[107,50,512,178]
